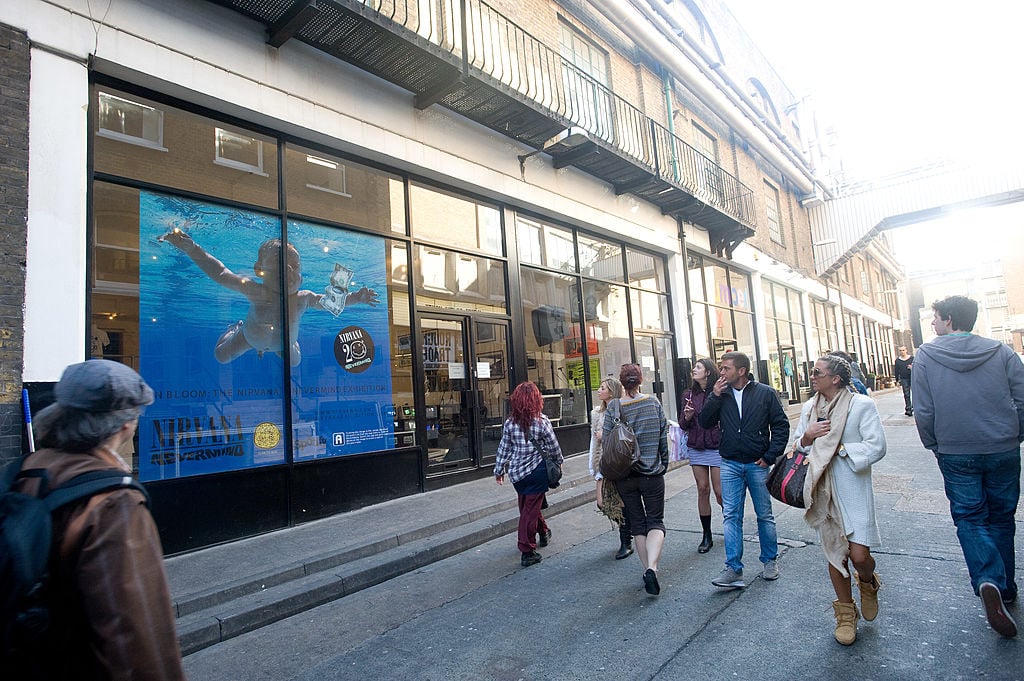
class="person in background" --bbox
[680,358,723,554]
[14,360,186,680]
[588,377,632,560]
[894,345,914,416]
[604,363,669,596]
[495,381,563,567]
[913,295,1024,638]
[700,351,789,589]
[793,354,886,645]
[831,351,869,395]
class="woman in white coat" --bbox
[792,353,886,645]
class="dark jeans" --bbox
[900,378,913,413]
[935,451,1020,597]
[616,474,666,537]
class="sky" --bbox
[720,0,1024,272]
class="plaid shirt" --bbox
[494,415,563,483]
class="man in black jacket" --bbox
[894,345,913,416]
[699,351,790,588]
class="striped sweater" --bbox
[602,394,668,475]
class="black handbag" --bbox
[531,436,562,489]
[766,449,809,508]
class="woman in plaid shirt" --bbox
[495,381,564,567]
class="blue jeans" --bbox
[720,458,778,572]
[936,451,1020,597]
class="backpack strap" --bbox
[43,470,150,512]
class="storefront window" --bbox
[410,183,502,255]
[135,190,289,480]
[286,220,395,461]
[627,248,666,291]
[93,86,278,209]
[516,217,576,272]
[520,268,584,425]
[687,253,755,364]
[577,234,623,282]
[687,254,707,302]
[630,289,670,332]
[285,145,406,234]
[414,246,506,313]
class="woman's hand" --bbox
[800,419,830,448]
[495,474,504,485]
[682,400,695,421]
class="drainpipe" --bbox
[663,70,680,182]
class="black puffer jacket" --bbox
[698,379,790,464]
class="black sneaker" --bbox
[538,528,551,547]
[521,551,542,567]
[643,568,660,595]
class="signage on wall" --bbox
[137,191,393,481]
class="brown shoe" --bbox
[980,582,1018,637]
[856,572,881,622]
[832,600,859,645]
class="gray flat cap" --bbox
[55,359,155,412]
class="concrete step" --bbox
[174,470,597,655]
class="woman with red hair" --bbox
[495,381,564,567]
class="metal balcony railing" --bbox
[352,0,755,226]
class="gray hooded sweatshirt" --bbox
[912,333,1024,455]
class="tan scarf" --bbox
[802,388,853,576]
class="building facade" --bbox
[2,0,905,553]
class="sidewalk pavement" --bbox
[166,391,887,655]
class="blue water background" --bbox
[137,191,393,481]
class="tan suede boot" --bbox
[856,572,881,622]
[832,600,859,645]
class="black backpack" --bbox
[0,465,150,672]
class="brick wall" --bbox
[0,23,29,480]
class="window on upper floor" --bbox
[692,123,718,162]
[559,20,613,142]
[764,181,783,245]
[667,0,725,65]
[861,270,870,295]
[748,78,781,126]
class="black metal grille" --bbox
[204,0,756,247]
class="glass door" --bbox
[420,315,510,474]
[635,334,677,421]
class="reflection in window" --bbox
[214,127,267,175]
[304,155,349,196]
[410,183,502,255]
[285,145,404,234]
[97,92,166,150]
[516,217,576,272]
[627,248,666,291]
[93,85,278,208]
[578,234,623,281]
[630,289,669,331]
[415,246,506,313]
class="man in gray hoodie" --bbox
[913,295,1024,638]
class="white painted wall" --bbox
[23,47,89,381]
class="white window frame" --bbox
[214,127,268,176]
[304,154,351,197]
[96,92,167,151]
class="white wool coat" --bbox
[792,393,887,546]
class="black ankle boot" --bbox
[698,514,713,554]
[615,524,634,560]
